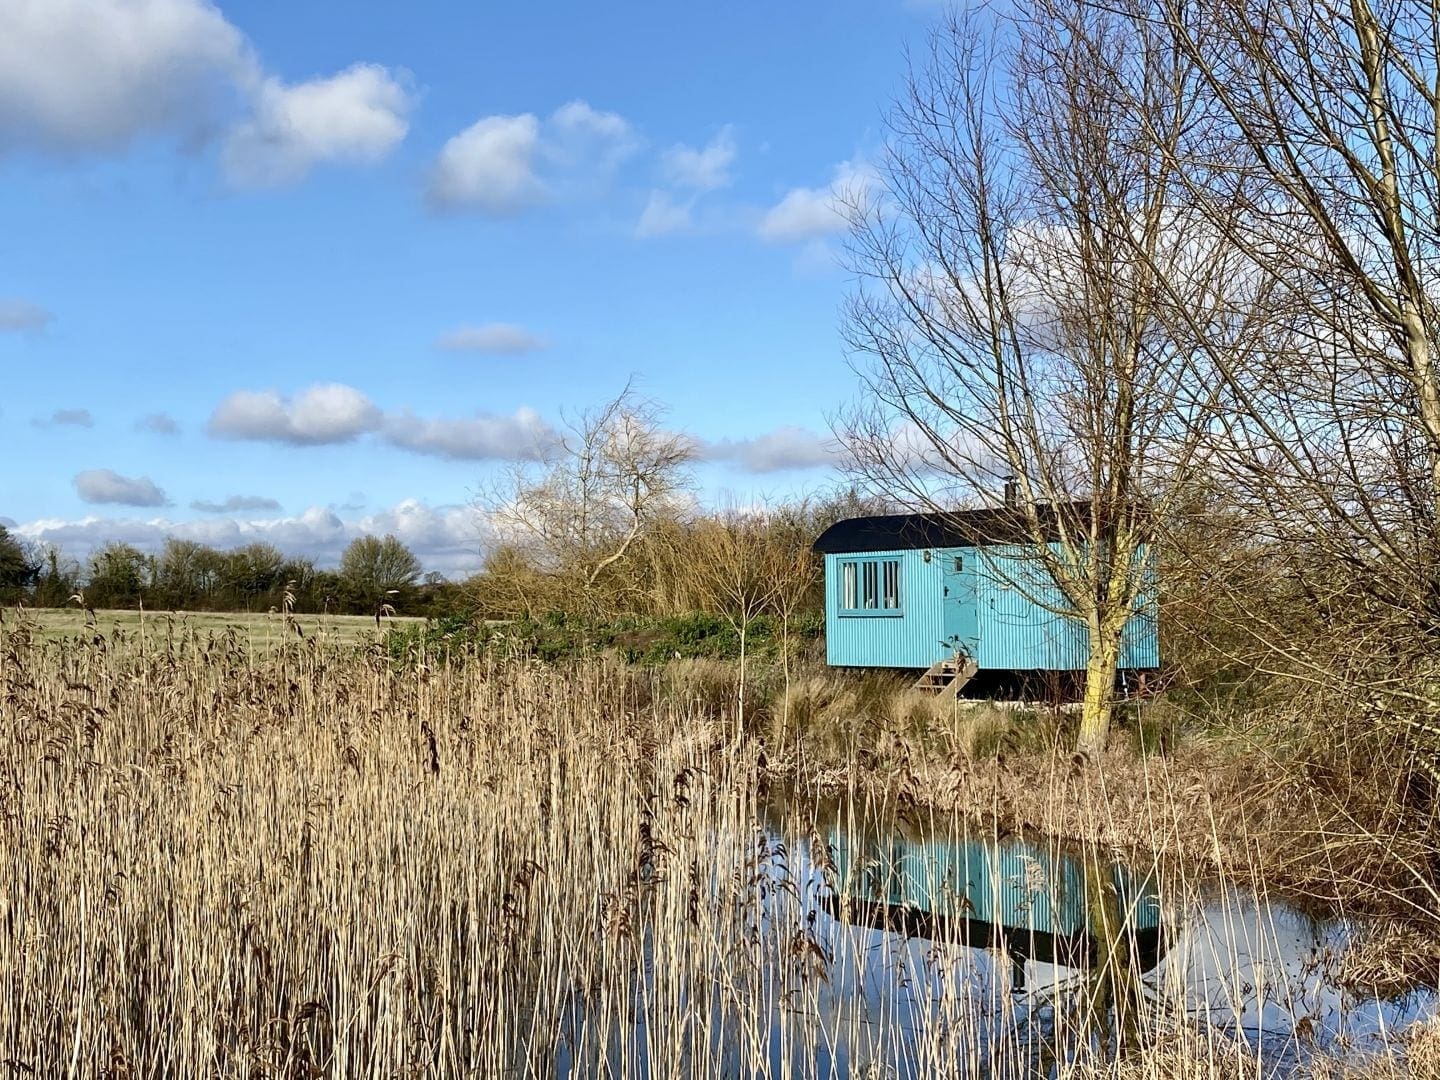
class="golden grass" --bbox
[6,604,422,647]
[0,613,1433,1077]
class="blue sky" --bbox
[0,0,937,573]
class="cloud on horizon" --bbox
[14,499,482,576]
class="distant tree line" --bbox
[0,526,462,618]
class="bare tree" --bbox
[689,504,799,732]
[481,386,696,616]
[1129,0,1440,755]
[841,5,1248,754]
[766,503,823,725]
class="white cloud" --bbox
[0,0,249,156]
[427,113,541,214]
[14,499,481,576]
[635,191,694,238]
[136,412,180,435]
[758,158,874,244]
[635,126,738,238]
[206,382,558,461]
[434,323,547,355]
[35,408,93,429]
[191,494,282,513]
[547,100,638,171]
[427,100,636,215]
[661,126,736,191]
[358,499,480,572]
[0,0,407,190]
[381,407,557,462]
[208,383,381,445]
[0,298,53,331]
[703,427,840,472]
[221,63,412,187]
[74,469,169,507]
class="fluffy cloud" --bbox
[35,408,93,428]
[636,126,738,238]
[434,323,547,355]
[208,383,382,445]
[758,159,874,244]
[136,412,180,435]
[0,0,248,156]
[206,382,558,462]
[0,298,53,331]
[221,63,412,187]
[74,469,169,507]
[427,114,540,215]
[0,0,408,185]
[635,191,694,238]
[660,126,736,192]
[14,499,481,575]
[191,494,282,513]
[427,100,636,215]
[547,100,638,171]
[381,408,556,462]
[702,427,839,472]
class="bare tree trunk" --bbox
[737,624,747,737]
[1078,619,1124,756]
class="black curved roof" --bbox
[813,506,1069,554]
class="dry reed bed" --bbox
[0,619,1433,1077]
[0,622,780,1075]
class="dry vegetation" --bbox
[12,606,422,647]
[2,614,1435,1077]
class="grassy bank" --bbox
[7,604,422,647]
[1,613,1435,1076]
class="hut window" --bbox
[882,561,899,609]
[838,557,902,615]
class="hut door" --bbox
[942,553,979,658]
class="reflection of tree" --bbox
[1081,848,1147,1061]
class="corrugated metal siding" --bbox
[973,546,1089,670]
[825,549,950,668]
[824,544,1159,671]
[1119,553,1160,669]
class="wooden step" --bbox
[913,656,979,698]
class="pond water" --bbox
[553,797,1437,1078]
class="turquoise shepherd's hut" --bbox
[812,505,1158,688]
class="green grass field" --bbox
[5,606,423,647]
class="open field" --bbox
[0,616,1435,1077]
[5,605,423,648]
